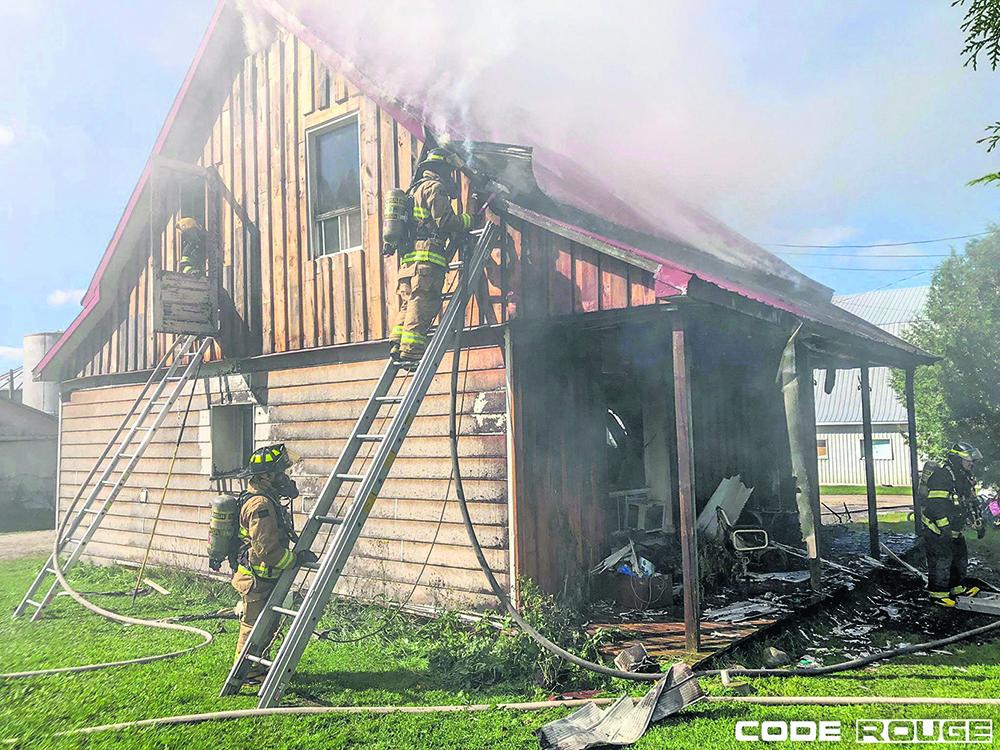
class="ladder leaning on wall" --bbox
[12,335,214,621]
[221,221,503,707]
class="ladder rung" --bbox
[66,538,83,546]
[357,434,385,442]
[315,515,342,525]
[376,395,403,404]
[244,654,273,667]
[25,599,43,609]
[449,261,464,270]
[271,605,299,617]
[80,507,101,514]
[336,473,365,482]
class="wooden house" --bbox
[34,1,933,647]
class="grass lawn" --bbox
[2,551,1000,749]
[821,484,913,496]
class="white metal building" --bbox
[814,287,929,486]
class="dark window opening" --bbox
[211,405,254,479]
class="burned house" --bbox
[34,1,933,649]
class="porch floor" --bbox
[586,615,780,666]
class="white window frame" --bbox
[305,114,363,259]
[859,437,893,461]
[817,438,829,460]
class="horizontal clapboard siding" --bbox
[59,345,509,609]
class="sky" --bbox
[0,0,997,369]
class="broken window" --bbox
[211,405,254,479]
[307,117,362,257]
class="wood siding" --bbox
[59,345,510,610]
[66,30,659,381]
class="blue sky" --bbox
[0,1,996,369]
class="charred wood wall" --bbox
[59,345,509,610]
[511,324,609,599]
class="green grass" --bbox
[2,556,1000,749]
[821,484,913,496]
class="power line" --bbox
[776,251,952,258]
[763,230,994,249]
[794,264,940,272]
[867,270,934,292]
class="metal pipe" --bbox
[905,368,922,537]
[859,366,879,558]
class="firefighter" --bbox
[231,444,310,680]
[922,441,984,607]
[388,149,479,364]
[177,217,207,275]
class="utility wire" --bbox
[796,264,937,273]
[777,251,952,258]
[763,230,994,249]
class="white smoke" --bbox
[274,0,987,256]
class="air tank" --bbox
[21,332,62,415]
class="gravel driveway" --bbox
[0,530,54,561]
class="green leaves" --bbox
[893,231,1000,484]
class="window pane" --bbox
[313,122,360,217]
[346,209,362,248]
[817,439,828,459]
[320,218,340,255]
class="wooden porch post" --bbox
[672,316,700,652]
[905,368,922,537]
[859,366,879,558]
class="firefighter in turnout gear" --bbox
[177,217,207,275]
[922,442,984,607]
[230,444,310,681]
[388,148,479,364]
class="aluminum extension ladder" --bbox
[955,592,1000,616]
[222,222,502,706]
[13,335,214,620]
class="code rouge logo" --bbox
[735,719,993,743]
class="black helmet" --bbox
[947,441,983,466]
[242,444,292,477]
[415,147,460,176]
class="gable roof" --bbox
[814,287,930,425]
[37,0,933,379]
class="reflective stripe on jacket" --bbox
[237,494,295,580]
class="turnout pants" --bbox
[924,532,968,596]
[389,261,447,359]
[231,569,278,667]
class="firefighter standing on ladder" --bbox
[921,441,985,607]
[388,148,479,365]
[231,444,315,682]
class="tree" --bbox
[955,0,1000,184]
[893,230,1000,485]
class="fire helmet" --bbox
[947,441,983,467]
[242,444,293,477]
[415,148,460,176]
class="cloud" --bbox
[46,288,85,306]
[0,346,23,362]
[0,124,13,147]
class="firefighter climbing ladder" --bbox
[222,222,502,706]
[13,335,214,621]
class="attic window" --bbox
[307,117,362,257]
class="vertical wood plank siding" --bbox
[67,30,660,380]
[59,346,509,609]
